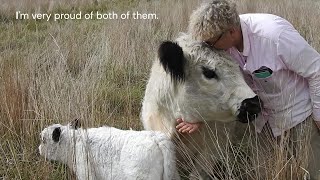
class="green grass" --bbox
[1,0,320,179]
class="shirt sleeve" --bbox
[277,28,320,121]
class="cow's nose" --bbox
[237,96,263,123]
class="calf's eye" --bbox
[201,66,218,79]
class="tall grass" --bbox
[0,0,319,179]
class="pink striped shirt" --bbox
[228,14,320,136]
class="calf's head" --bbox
[38,120,81,162]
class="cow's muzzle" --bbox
[237,96,262,123]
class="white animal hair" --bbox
[39,123,179,180]
[141,32,256,178]
[142,33,255,136]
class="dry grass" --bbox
[0,0,319,179]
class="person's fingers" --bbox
[182,126,192,133]
[176,122,186,129]
[178,125,189,133]
[176,119,203,134]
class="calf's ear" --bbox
[70,118,81,130]
[52,127,61,142]
[158,41,185,82]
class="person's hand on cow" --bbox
[176,118,203,134]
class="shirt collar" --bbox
[240,19,250,57]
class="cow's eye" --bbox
[201,66,218,79]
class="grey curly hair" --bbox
[188,0,240,41]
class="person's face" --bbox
[205,27,240,51]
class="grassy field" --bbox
[0,0,320,179]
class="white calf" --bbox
[39,120,178,180]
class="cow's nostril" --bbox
[242,96,262,109]
[237,96,263,123]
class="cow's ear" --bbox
[70,118,81,130]
[52,127,61,142]
[158,41,185,82]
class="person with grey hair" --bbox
[176,0,320,179]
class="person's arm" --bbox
[277,28,320,124]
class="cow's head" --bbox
[158,33,262,123]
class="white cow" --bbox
[141,33,262,179]
[39,120,179,180]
